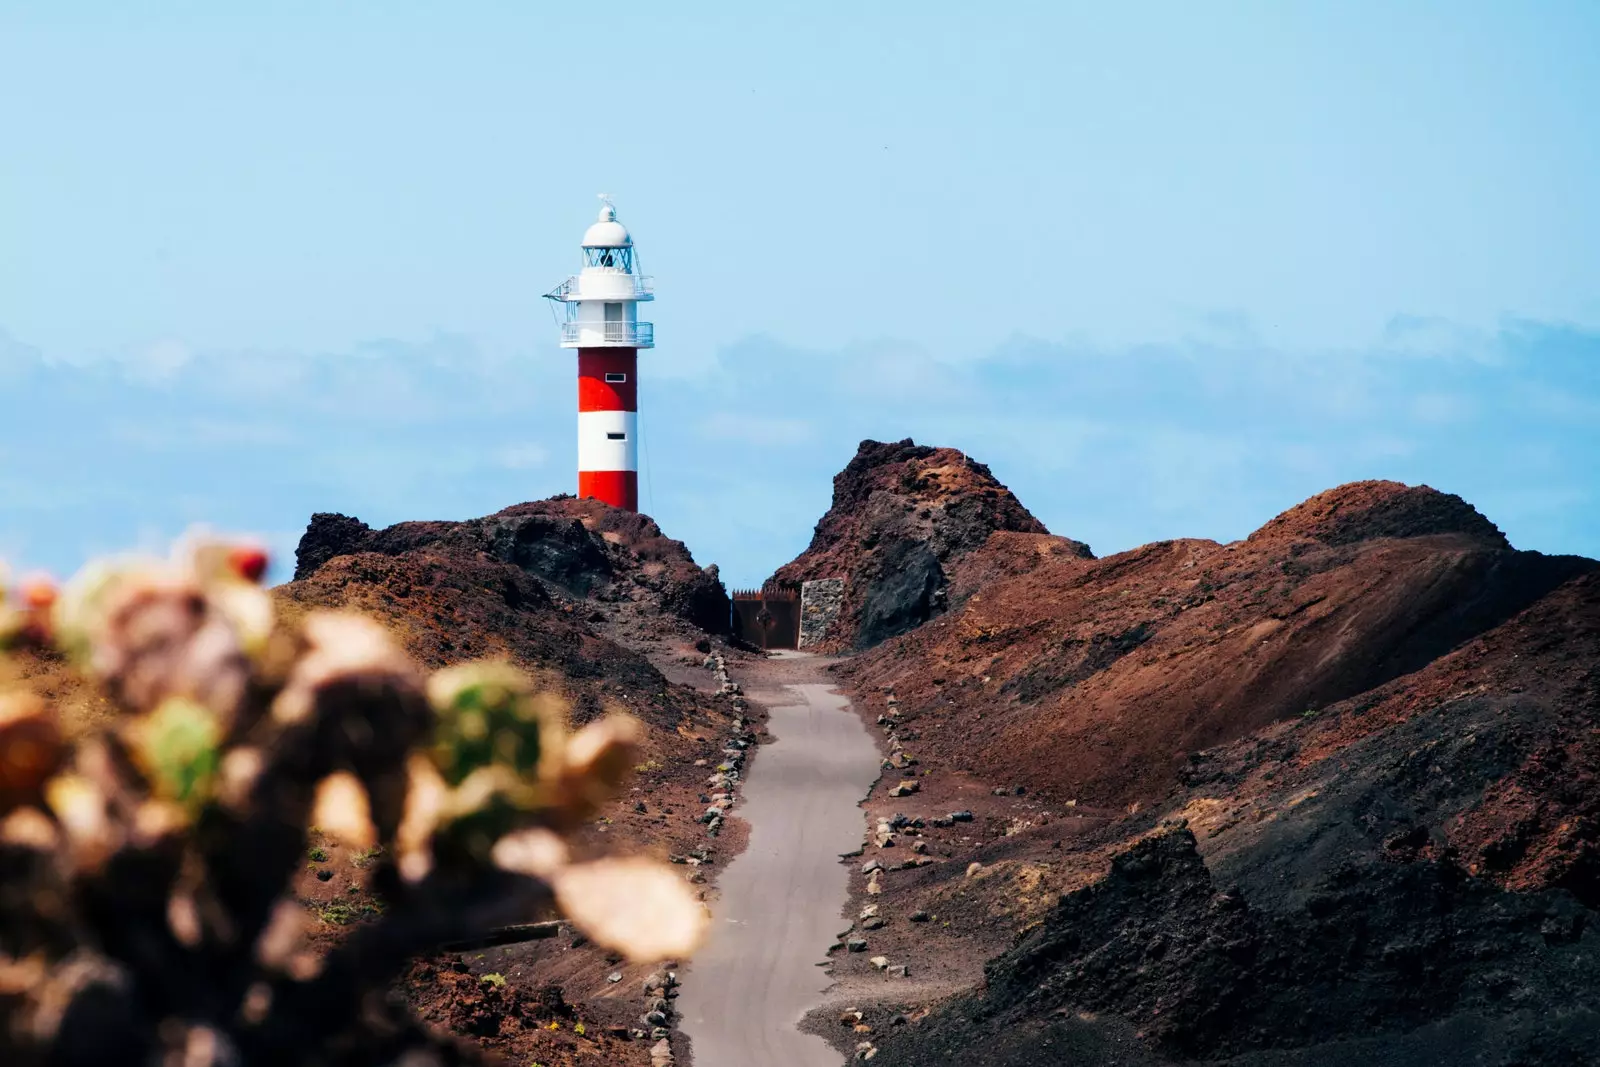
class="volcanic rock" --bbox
[771,438,1082,650]
[293,496,729,633]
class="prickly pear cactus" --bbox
[0,532,706,1066]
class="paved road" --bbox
[678,674,880,1067]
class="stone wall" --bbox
[799,578,845,649]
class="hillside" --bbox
[858,569,1600,1065]
[794,464,1600,1066]
[840,479,1594,806]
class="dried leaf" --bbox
[490,827,570,880]
[309,772,376,850]
[552,857,709,961]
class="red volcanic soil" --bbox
[772,439,1081,652]
[856,568,1600,1066]
[840,480,1593,808]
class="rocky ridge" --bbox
[772,439,1075,652]
[294,495,730,636]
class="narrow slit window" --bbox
[604,372,627,383]
[606,432,626,440]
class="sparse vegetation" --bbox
[313,899,383,926]
[350,844,384,869]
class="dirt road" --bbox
[678,658,880,1067]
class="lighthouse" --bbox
[546,196,654,511]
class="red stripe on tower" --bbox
[546,196,654,512]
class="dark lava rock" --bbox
[857,539,946,649]
[872,827,1600,1066]
[771,438,1073,651]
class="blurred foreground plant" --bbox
[0,534,706,1066]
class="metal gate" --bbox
[730,583,801,650]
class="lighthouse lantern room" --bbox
[545,196,654,512]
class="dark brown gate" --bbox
[731,583,801,650]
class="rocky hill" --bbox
[807,471,1600,1066]
[771,439,1079,650]
[840,480,1593,806]
[294,495,730,636]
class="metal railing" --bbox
[547,274,654,301]
[561,321,655,346]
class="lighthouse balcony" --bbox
[546,274,654,302]
[561,321,655,348]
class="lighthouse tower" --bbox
[546,196,654,511]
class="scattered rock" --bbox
[847,938,869,952]
[870,956,890,971]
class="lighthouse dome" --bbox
[582,201,633,248]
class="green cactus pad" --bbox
[427,664,552,786]
[128,696,222,808]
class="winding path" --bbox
[677,663,880,1067]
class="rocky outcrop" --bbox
[293,496,729,634]
[771,439,1082,651]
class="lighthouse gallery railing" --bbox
[561,321,655,346]
[546,275,654,301]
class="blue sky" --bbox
[2,3,1598,587]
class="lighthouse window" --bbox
[584,246,634,271]
[606,432,627,440]
[604,372,628,383]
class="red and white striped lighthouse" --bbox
[546,196,654,511]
